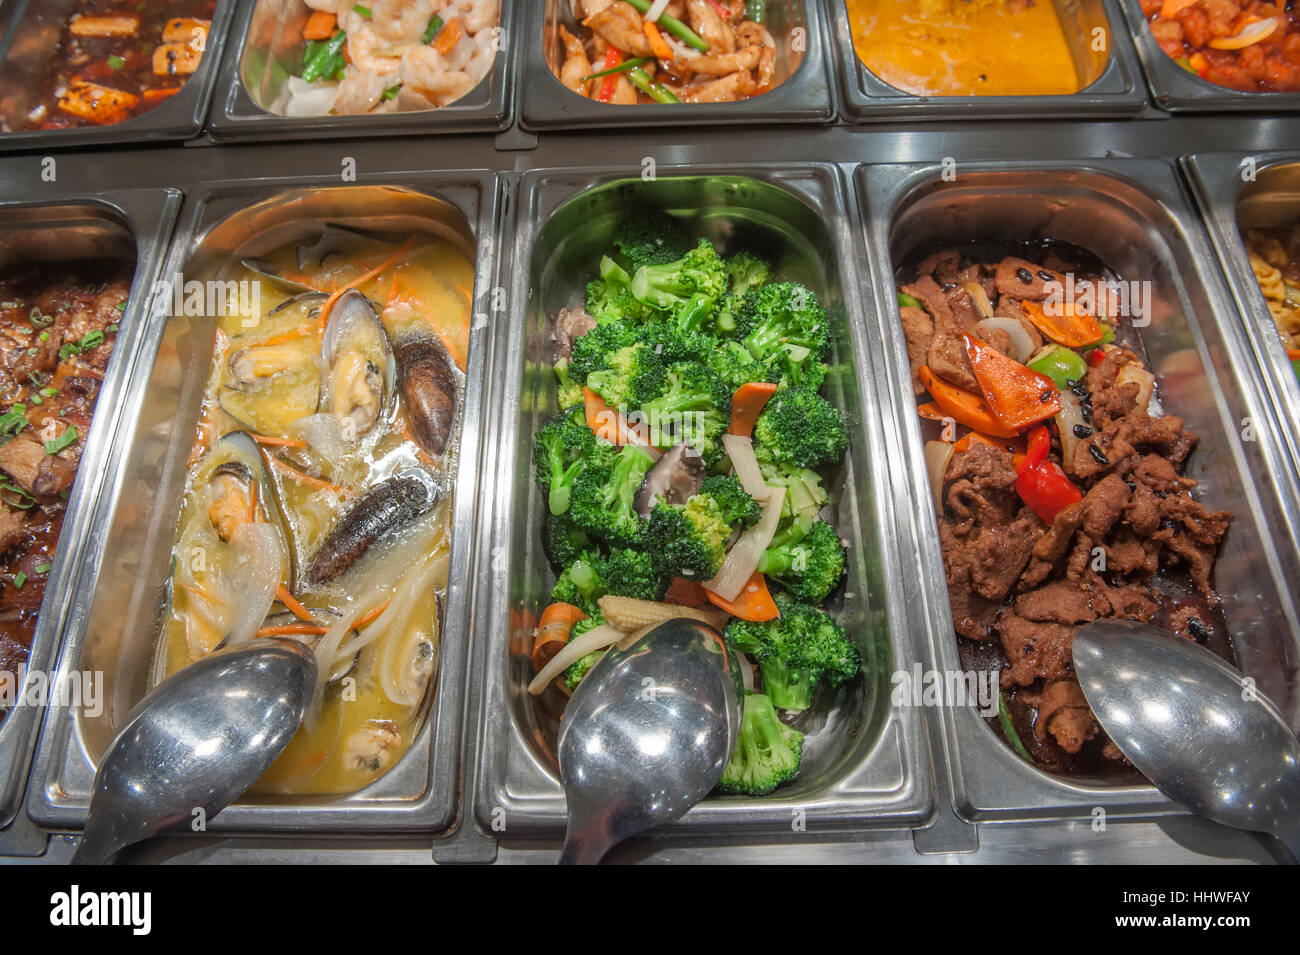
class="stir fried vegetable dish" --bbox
[530,211,855,796]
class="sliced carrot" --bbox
[253,325,313,348]
[728,381,778,437]
[316,235,418,334]
[964,335,1060,431]
[264,451,346,493]
[142,88,182,105]
[302,10,336,40]
[584,387,654,450]
[353,598,393,631]
[1019,300,1104,349]
[665,576,711,608]
[706,572,780,622]
[249,432,307,448]
[918,366,1018,439]
[256,624,328,637]
[434,17,462,54]
[644,21,673,60]
[532,602,588,671]
[1160,0,1201,17]
[917,402,950,422]
[276,584,316,624]
[388,274,468,371]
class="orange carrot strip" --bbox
[532,602,588,671]
[964,335,1060,431]
[276,584,315,623]
[317,235,419,334]
[389,274,468,371]
[1019,299,1104,349]
[264,452,345,493]
[1160,0,1200,17]
[302,10,336,40]
[918,366,1018,438]
[584,387,654,450]
[256,624,328,637]
[728,381,778,437]
[644,20,673,59]
[434,17,462,54]
[249,432,307,448]
[254,325,313,348]
[705,572,780,622]
[665,576,711,608]
[353,598,393,631]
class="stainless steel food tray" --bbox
[520,0,834,131]
[0,188,181,830]
[0,0,236,151]
[1117,0,1300,112]
[1184,152,1300,484]
[470,163,934,837]
[831,0,1148,122]
[206,0,516,142]
[858,158,1300,821]
[26,172,503,834]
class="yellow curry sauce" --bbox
[846,0,1082,97]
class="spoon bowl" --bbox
[556,618,742,865]
[1072,619,1300,860]
[72,638,317,865]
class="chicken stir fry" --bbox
[555,0,781,105]
[273,0,500,117]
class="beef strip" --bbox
[899,305,933,396]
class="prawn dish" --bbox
[159,227,473,794]
[272,0,500,116]
[550,1,788,105]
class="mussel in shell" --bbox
[321,289,395,441]
[219,334,321,438]
[395,336,457,458]
[305,468,440,587]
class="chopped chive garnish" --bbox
[422,15,444,43]
[12,572,25,590]
[78,329,105,350]
[33,562,51,575]
[40,387,57,398]
[382,84,400,100]
[44,425,77,455]
[353,4,371,16]
[108,54,125,70]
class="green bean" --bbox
[580,56,650,83]
[627,67,681,104]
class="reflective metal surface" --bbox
[1117,0,1300,112]
[73,638,316,865]
[28,176,502,833]
[473,164,933,837]
[858,159,1300,821]
[0,190,181,832]
[207,0,516,142]
[1074,620,1300,860]
[0,0,235,150]
[830,0,1147,121]
[558,619,741,865]
[521,0,834,130]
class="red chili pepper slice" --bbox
[1014,425,1081,523]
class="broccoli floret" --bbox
[554,358,585,409]
[568,320,640,383]
[760,457,828,534]
[715,691,803,796]
[612,212,692,271]
[534,410,613,515]
[646,495,731,582]
[633,319,717,367]
[726,252,774,299]
[602,546,668,602]
[758,519,845,604]
[734,283,829,386]
[541,511,593,572]
[630,238,729,312]
[753,386,848,469]
[584,343,666,411]
[725,595,859,712]
[569,445,656,548]
[586,257,657,324]
[639,361,731,458]
[550,553,608,617]
[564,615,609,692]
[704,339,777,392]
[699,474,761,529]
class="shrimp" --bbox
[342,18,402,76]
[558,25,593,96]
[304,0,344,12]
[584,3,653,57]
[448,0,500,35]
[369,0,436,43]
[675,45,760,76]
[400,44,475,105]
[687,0,734,54]
[332,67,391,114]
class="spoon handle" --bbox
[559,825,617,865]
[1278,821,1300,864]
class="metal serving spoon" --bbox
[1073,619,1300,860]
[72,638,317,865]
[557,618,743,865]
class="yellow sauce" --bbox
[846,0,1082,97]
[160,235,473,795]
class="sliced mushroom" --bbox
[633,442,706,518]
[553,306,597,362]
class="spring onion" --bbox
[44,425,77,455]
[12,572,25,590]
[898,292,921,309]
[302,30,347,83]
[0,406,28,436]
[579,56,649,83]
[998,691,1033,762]
[623,0,709,52]
[626,67,680,103]
[745,0,766,22]
[34,562,51,575]
[421,14,444,44]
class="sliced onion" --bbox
[925,440,954,514]
[974,317,1035,364]
[1117,363,1155,414]
[1055,388,1085,473]
[705,487,785,602]
[962,281,995,320]
[1209,17,1280,50]
[528,623,624,695]
[739,656,756,693]
[722,433,766,498]
[221,522,284,648]
[646,0,672,21]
